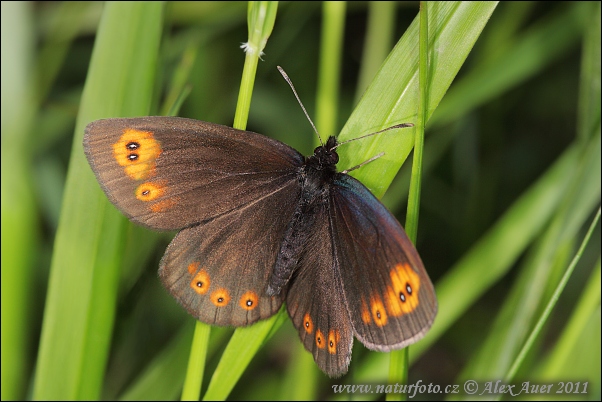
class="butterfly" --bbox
[83,112,437,378]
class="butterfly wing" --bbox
[84,116,306,326]
[286,203,354,377]
[330,174,437,351]
[159,175,302,326]
[84,116,304,230]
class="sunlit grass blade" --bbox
[338,2,498,199]
[33,3,164,399]
[1,2,37,400]
[315,1,346,145]
[203,312,289,400]
[234,1,278,129]
[430,1,586,129]
[355,1,396,104]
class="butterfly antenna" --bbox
[277,66,323,146]
[331,123,414,151]
[341,152,385,174]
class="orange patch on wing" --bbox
[211,288,231,307]
[315,329,325,349]
[370,295,388,327]
[327,329,340,355]
[190,269,210,295]
[187,262,200,275]
[150,198,177,213]
[135,181,166,201]
[303,313,314,334]
[361,299,372,324]
[385,263,421,316]
[239,291,258,310]
[113,128,162,180]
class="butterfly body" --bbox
[268,136,338,296]
[84,116,437,377]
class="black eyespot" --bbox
[126,141,140,150]
[246,299,253,307]
[128,153,139,161]
[196,281,203,287]
[376,311,381,319]
[406,283,412,295]
[218,297,224,303]
[399,292,406,302]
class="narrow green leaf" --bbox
[315,0,346,144]
[1,2,37,400]
[505,208,601,384]
[33,3,164,399]
[203,312,288,400]
[120,324,195,401]
[355,1,396,104]
[339,2,499,198]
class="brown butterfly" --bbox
[83,114,437,377]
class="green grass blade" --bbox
[203,311,288,400]
[355,1,396,104]
[181,322,211,401]
[234,1,278,129]
[315,1,346,144]
[388,2,430,397]
[537,259,601,381]
[430,2,585,129]
[457,1,601,384]
[505,208,601,384]
[338,2,499,199]
[33,3,164,399]
[410,143,583,361]
[120,324,195,401]
[1,2,37,400]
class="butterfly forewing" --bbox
[330,175,437,350]
[286,203,354,377]
[84,117,304,230]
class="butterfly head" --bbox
[307,136,339,172]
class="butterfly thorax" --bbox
[266,136,340,296]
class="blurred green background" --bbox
[1,1,600,400]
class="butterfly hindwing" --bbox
[159,175,302,326]
[286,202,354,377]
[330,175,437,350]
[84,116,304,231]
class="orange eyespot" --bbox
[315,329,325,349]
[211,288,230,307]
[135,181,165,201]
[303,313,314,334]
[239,291,258,310]
[327,329,340,355]
[190,269,210,295]
[385,263,421,316]
[113,129,162,180]
[370,295,388,327]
